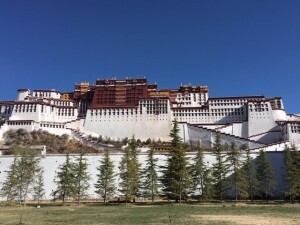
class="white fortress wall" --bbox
[218,124,233,135]
[232,122,249,138]
[0,104,14,120]
[286,123,300,145]
[83,107,172,141]
[0,123,9,140]
[181,123,264,149]
[250,141,289,152]
[10,104,41,121]
[5,121,35,132]
[65,118,85,130]
[248,102,279,137]
[17,89,30,101]
[179,123,212,147]
[249,131,283,144]
[272,109,287,121]
[0,151,287,201]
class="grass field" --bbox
[0,203,299,225]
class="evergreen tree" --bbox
[226,142,247,202]
[119,149,132,203]
[32,169,45,204]
[255,150,275,200]
[291,145,300,199]
[243,148,258,201]
[211,132,229,201]
[0,157,19,204]
[73,152,90,204]
[128,136,141,202]
[95,150,116,203]
[162,120,192,203]
[190,143,212,201]
[283,145,300,201]
[142,147,159,202]
[52,153,75,203]
[14,146,41,206]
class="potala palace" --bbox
[0,77,300,151]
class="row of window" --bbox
[211,108,244,112]
[249,108,269,112]
[34,92,59,98]
[7,121,33,125]
[290,124,300,134]
[40,123,65,129]
[0,106,13,114]
[51,101,73,107]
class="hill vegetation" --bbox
[2,129,100,154]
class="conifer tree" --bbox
[128,136,141,202]
[143,147,159,202]
[14,147,41,206]
[0,157,19,204]
[190,143,212,201]
[119,148,132,204]
[243,148,258,201]
[162,120,192,203]
[211,132,229,201]
[95,150,116,203]
[255,150,275,200]
[32,169,45,204]
[283,145,300,201]
[226,142,247,202]
[291,144,300,199]
[73,152,90,204]
[52,153,75,203]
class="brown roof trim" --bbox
[209,95,264,100]
[33,89,60,93]
[89,106,138,109]
[17,89,30,92]
[171,106,209,110]
[8,120,34,122]
[139,97,169,100]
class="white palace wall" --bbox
[83,107,172,141]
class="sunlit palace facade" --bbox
[1,78,300,150]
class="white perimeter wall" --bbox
[0,151,287,201]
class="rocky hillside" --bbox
[2,129,101,154]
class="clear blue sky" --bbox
[0,0,299,113]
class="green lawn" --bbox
[0,203,299,225]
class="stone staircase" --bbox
[68,128,122,152]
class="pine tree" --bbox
[73,152,90,204]
[162,120,192,203]
[291,145,300,199]
[52,153,75,203]
[284,144,300,201]
[32,169,45,204]
[255,150,275,200]
[0,157,19,204]
[211,132,229,201]
[243,148,258,201]
[226,142,247,202]
[143,147,159,202]
[190,143,212,201]
[14,146,41,206]
[95,150,116,203]
[119,148,132,204]
[128,136,141,202]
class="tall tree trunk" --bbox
[235,173,238,203]
[151,179,154,203]
[179,180,182,204]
